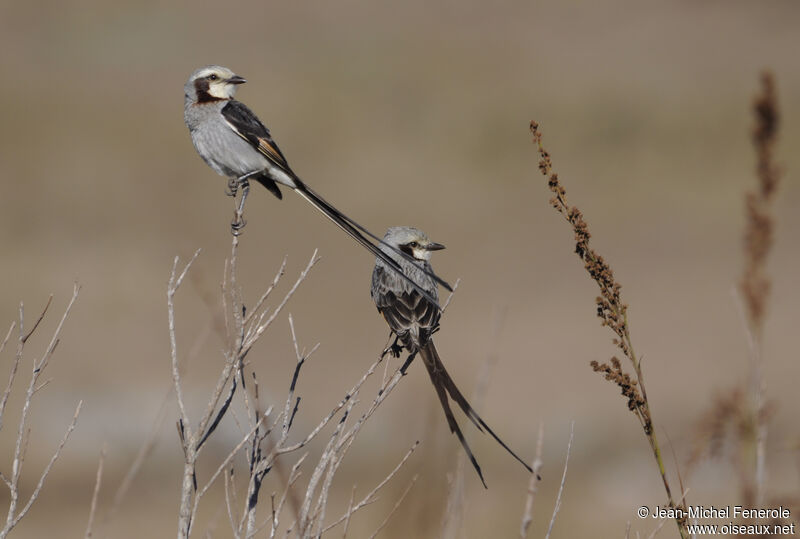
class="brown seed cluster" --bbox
[590,358,646,418]
[741,71,781,338]
[532,121,647,426]
[532,121,633,360]
[531,122,631,357]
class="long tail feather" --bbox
[291,182,443,307]
[298,182,453,292]
[420,344,487,488]
[421,341,533,474]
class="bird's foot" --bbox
[381,339,403,359]
[225,178,239,197]
[389,342,404,359]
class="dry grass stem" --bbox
[367,473,418,539]
[520,422,545,538]
[688,72,782,515]
[531,121,687,537]
[85,443,107,538]
[740,71,780,508]
[545,421,573,539]
[741,71,780,338]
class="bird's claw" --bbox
[381,341,403,360]
[225,178,239,197]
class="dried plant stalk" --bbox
[740,71,780,508]
[530,121,688,538]
[688,72,782,516]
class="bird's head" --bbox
[185,65,246,103]
[382,226,445,262]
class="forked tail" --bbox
[419,341,532,487]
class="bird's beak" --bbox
[426,242,446,251]
[226,75,247,85]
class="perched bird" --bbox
[370,227,532,487]
[183,65,449,303]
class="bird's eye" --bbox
[408,242,418,248]
[208,74,218,81]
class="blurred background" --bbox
[1,0,798,536]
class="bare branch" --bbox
[37,283,80,374]
[4,286,81,537]
[545,421,574,539]
[268,454,306,539]
[341,484,357,539]
[223,467,238,538]
[241,250,320,357]
[367,474,418,539]
[191,411,271,530]
[440,278,461,313]
[322,441,420,534]
[21,295,52,344]
[520,422,545,538]
[244,256,287,326]
[276,352,387,456]
[0,321,19,428]
[6,401,82,533]
[168,250,202,431]
[85,443,107,538]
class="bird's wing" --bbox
[372,266,440,345]
[221,100,294,177]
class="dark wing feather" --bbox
[254,174,283,199]
[221,100,294,177]
[372,266,440,349]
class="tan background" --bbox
[1,0,798,537]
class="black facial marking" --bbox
[399,244,415,258]
[194,78,224,104]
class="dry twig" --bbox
[520,422,544,538]
[1,285,82,538]
[85,443,107,538]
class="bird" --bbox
[370,226,532,488]
[183,65,450,304]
